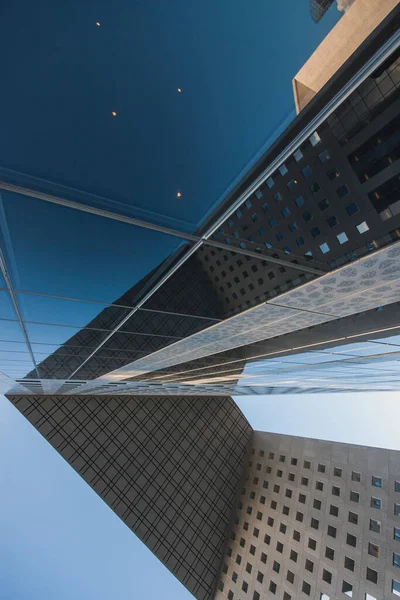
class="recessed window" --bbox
[261,552,267,564]
[255,189,263,200]
[395,527,400,540]
[273,192,282,203]
[287,570,295,584]
[267,516,274,526]
[273,485,280,494]
[295,195,305,207]
[257,570,264,583]
[309,131,321,146]
[269,581,277,594]
[235,554,242,565]
[287,179,298,192]
[333,467,342,477]
[269,217,278,227]
[294,148,303,162]
[296,511,304,523]
[351,471,361,482]
[368,542,380,558]
[293,530,300,542]
[283,505,290,516]
[302,581,311,596]
[289,473,295,482]
[279,163,288,176]
[263,480,268,489]
[322,569,332,584]
[346,533,357,548]
[356,221,369,234]
[299,493,306,503]
[370,518,381,533]
[393,580,400,597]
[218,581,224,592]
[264,534,271,545]
[318,198,330,211]
[327,166,340,180]
[337,184,350,198]
[305,559,314,573]
[253,592,260,600]
[371,497,381,510]
[311,226,321,238]
[366,567,378,584]
[327,215,338,228]
[325,546,334,560]
[371,476,382,488]
[365,595,376,600]
[262,203,269,214]
[302,165,312,179]
[228,591,234,600]
[320,595,330,600]
[308,538,317,550]
[395,503,400,516]
[344,556,355,572]
[296,236,304,247]
[281,207,291,217]
[277,541,284,553]
[267,466,272,474]
[314,499,322,510]
[319,242,330,254]
[279,455,285,463]
[310,182,321,194]
[395,481,400,492]
[311,518,319,530]
[394,552,400,568]
[337,231,348,244]
[253,527,259,538]
[327,525,337,538]
[350,491,360,503]
[286,489,292,498]
[250,544,256,555]
[303,210,312,222]
[342,581,353,597]
[348,511,358,525]
[288,221,298,232]
[330,505,339,517]
[266,177,274,189]
[316,481,324,491]
[242,581,248,593]
[290,549,298,562]
[246,562,252,574]
[332,485,340,497]
[346,201,359,215]
[280,523,287,534]
[260,495,266,505]
[273,560,280,574]
[240,537,246,547]
[304,460,311,469]
[319,149,331,163]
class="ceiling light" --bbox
[96,22,101,26]
[112,111,117,117]
[176,191,182,198]
[177,88,182,93]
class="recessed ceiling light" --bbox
[96,22,101,26]
[177,88,182,93]
[112,111,117,116]
[176,191,182,198]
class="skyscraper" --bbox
[309,0,335,24]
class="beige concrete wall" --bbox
[293,0,399,113]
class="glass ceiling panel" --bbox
[0,290,17,321]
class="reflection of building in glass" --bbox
[309,0,335,23]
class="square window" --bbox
[299,493,306,504]
[246,562,252,574]
[243,522,249,531]
[280,523,287,534]
[232,572,238,582]
[296,236,304,247]
[304,460,311,469]
[242,581,248,593]
[261,552,267,564]
[342,581,353,597]
[273,560,280,574]
[319,149,331,163]
[332,486,340,497]
[327,167,340,180]
[333,467,342,477]
[372,476,382,488]
[283,505,290,516]
[290,549,298,562]
[289,473,295,482]
[325,547,335,560]
[365,594,377,600]
[322,569,332,584]
[228,591,234,600]
[269,217,278,227]
[330,505,339,517]
[277,541,284,553]
[291,457,298,466]
[393,580,400,597]
[263,480,268,489]
[236,554,242,565]
[395,481,400,492]
[301,477,309,486]
[394,552,400,567]
[257,570,264,583]
[395,503,400,516]
[327,525,337,538]
[287,179,298,192]
[346,201,359,216]
[255,189,263,200]
[320,595,330,600]
[349,511,358,524]
[279,163,288,176]
[337,231,348,244]
[218,581,224,592]
[273,485,280,494]
[262,203,269,213]
[318,198,330,211]
[288,221,298,232]
[305,559,314,573]
[371,497,381,510]
[308,538,317,551]
[294,148,303,162]
[281,207,291,218]
[245,199,252,209]
[310,182,321,194]
[319,242,330,254]
[311,226,321,238]
[303,210,312,222]
[357,221,369,234]
[240,537,246,547]
[287,570,295,584]
[316,481,324,491]
[277,469,283,478]
[266,177,274,189]
[268,452,274,459]
[302,581,311,596]
[296,511,304,522]
[264,534,271,545]
[352,471,361,482]
[344,556,355,572]
[395,527,400,540]
[309,131,321,146]
[318,463,326,473]
[337,184,350,198]
[279,455,285,463]
[366,567,378,584]
[253,527,260,538]
[314,499,322,510]
[269,581,277,594]
[350,491,360,503]
[311,518,319,530]
[293,530,301,542]
[368,542,379,558]
[253,593,260,600]
[370,519,381,533]
[346,533,357,548]
[286,489,292,498]
[295,195,305,207]
[268,517,274,527]
[327,215,338,228]
[302,165,312,179]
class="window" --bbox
[357,221,369,234]
[299,493,306,503]
[247,506,253,515]
[261,552,267,564]
[263,480,268,489]
[250,544,256,556]
[314,499,322,510]
[283,505,290,516]
[273,485,280,494]
[301,477,309,486]
[337,231,348,244]
[304,460,311,469]
[322,570,332,584]
[316,481,324,491]
[327,525,337,538]
[346,201,359,215]
[365,595,376,600]
[242,581,248,593]
[273,561,280,574]
[246,562,252,574]
[305,559,314,573]
[277,541,284,553]
[250,491,255,499]
[330,505,339,517]
[253,528,259,538]
[318,198,330,213]
[319,149,331,163]
[279,163,288,176]
[279,455,285,463]
[287,179,298,192]
[269,217,278,227]
[348,511,358,525]
[320,595,330,600]
[294,148,303,162]
[370,519,381,533]
[319,242,330,254]
[293,530,300,542]
[288,221,298,232]
[287,570,295,584]
[344,556,355,572]
[286,489,292,498]
[310,182,321,194]
[269,581,277,594]
[337,184,350,198]
[291,457,298,466]
[311,226,321,238]
[396,481,400,492]
[327,215,338,228]
[394,552,400,567]
[303,210,312,222]
[253,593,260,600]
[302,581,311,596]
[271,501,277,510]
[393,580,400,597]
[296,236,304,247]
[311,518,319,530]
[371,497,381,510]
[290,549,298,562]
[342,581,353,597]
[218,581,224,592]
[333,467,342,477]
[350,491,360,503]
[266,177,274,189]
[232,572,238,583]
[332,485,340,497]
[280,523,287,534]
[260,495,266,505]
[368,542,379,558]
[296,511,304,523]
[228,591,234,600]
[308,538,317,550]
[309,131,321,146]
[281,207,291,217]
[227,547,232,557]
[346,533,357,548]
[240,537,246,547]
[295,195,305,207]
[395,503,400,516]
[325,546,335,560]
[267,517,274,527]
[302,165,312,179]
[372,476,382,488]
[235,554,242,565]
[289,473,295,482]
[395,527,400,541]
[351,471,361,482]
[327,166,340,180]
[264,534,271,545]
[366,567,378,584]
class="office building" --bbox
[309,0,335,24]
